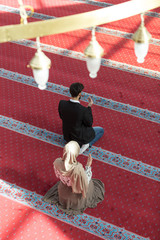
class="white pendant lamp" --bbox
[84,27,104,78]
[28,37,51,90]
[132,13,151,63]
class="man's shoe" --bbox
[79,143,89,154]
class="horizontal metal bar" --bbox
[0,0,159,43]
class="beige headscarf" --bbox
[54,141,89,198]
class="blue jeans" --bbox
[89,127,104,147]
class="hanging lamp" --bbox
[28,37,51,90]
[132,13,151,63]
[84,27,104,78]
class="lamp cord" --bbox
[141,13,144,25]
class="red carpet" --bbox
[0,195,103,240]
[0,42,160,113]
[1,127,160,239]
[1,77,159,167]
[0,0,160,240]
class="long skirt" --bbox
[42,179,105,215]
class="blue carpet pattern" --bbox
[1,68,160,124]
[0,179,150,240]
[0,115,160,182]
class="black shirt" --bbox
[58,100,95,146]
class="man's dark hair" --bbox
[69,83,84,97]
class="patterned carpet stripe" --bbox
[3,1,156,19]
[69,0,160,18]
[0,179,150,240]
[1,68,160,124]
[0,4,159,46]
[93,27,160,46]
[0,115,159,182]
[11,39,160,81]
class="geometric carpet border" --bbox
[69,0,160,19]
[0,4,159,46]
[0,180,150,240]
[93,27,160,46]
[0,115,160,182]
[94,27,160,46]
[0,2,159,20]
[1,68,160,124]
